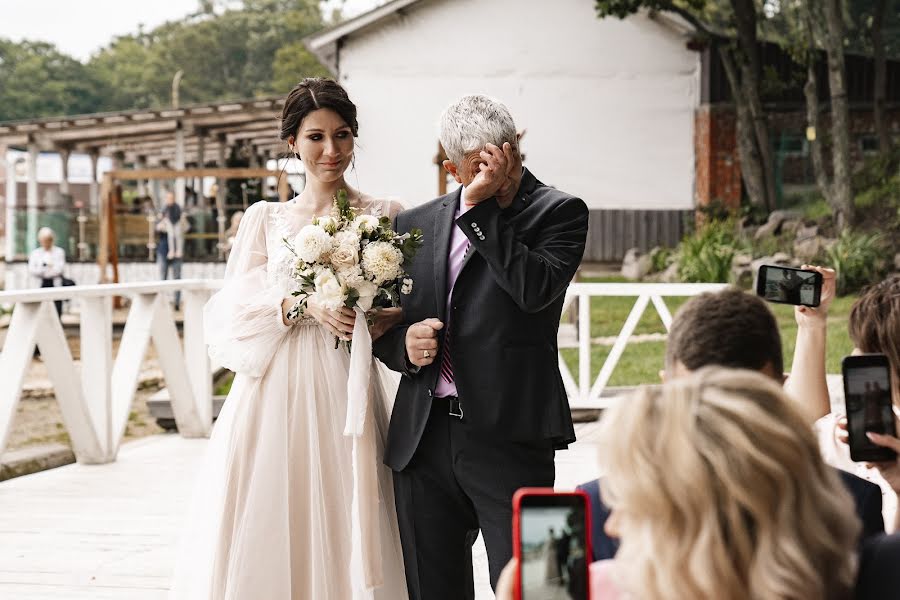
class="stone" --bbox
[794,224,819,241]
[793,235,825,262]
[754,209,803,240]
[772,252,792,264]
[732,253,753,268]
[732,266,754,289]
[659,261,680,283]
[621,247,653,281]
[781,219,802,236]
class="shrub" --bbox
[676,219,747,283]
[825,229,888,296]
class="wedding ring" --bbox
[423,350,431,359]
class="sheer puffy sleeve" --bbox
[204,201,291,377]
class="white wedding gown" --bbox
[168,198,408,600]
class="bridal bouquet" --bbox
[283,190,422,345]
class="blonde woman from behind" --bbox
[596,367,860,600]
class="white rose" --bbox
[361,241,404,285]
[294,225,333,264]
[315,216,338,234]
[354,280,379,312]
[330,242,359,272]
[312,269,346,311]
[352,214,380,234]
[400,277,414,295]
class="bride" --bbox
[168,78,409,600]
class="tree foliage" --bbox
[0,0,328,121]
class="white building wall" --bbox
[337,0,700,210]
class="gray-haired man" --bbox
[373,95,589,599]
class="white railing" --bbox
[0,279,729,465]
[560,282,728,409]
[0,280,221,464]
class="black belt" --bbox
[437,395,464,420]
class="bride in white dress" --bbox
[169,78,408,600]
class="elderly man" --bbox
[373,94,589,599]
[28,226,67,317]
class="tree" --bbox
[871,0,892,155]
[0,39,108,121]
[595,0,777,212]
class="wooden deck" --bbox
[0,422,604,599]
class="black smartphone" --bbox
[843,354,897,462]
[513,488,591,600]
[755,265,822,307]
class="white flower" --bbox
[294,225,333,263]
[354,280,378,312]
[351,214,380,235]
[330,234,360,272]
[401,277,414,295]
[315,216,338,234]
[311,269,346,311]
[361,241,404,285]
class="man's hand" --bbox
[464,143,510,206]
[405,318,444,367]
[794,265,836,329]
[495,142,523,209]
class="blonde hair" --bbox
[597,368,859,600]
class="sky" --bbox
[0,0,381,62]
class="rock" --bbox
[754,210,803,240]
[659,261,680,283]
[732,266,754,289]
[794,224,819,241]
[732,253,753,268]
[781,219,802,236]
[772,252,792,264]
[621,248,653,281]
[794,235,825,262]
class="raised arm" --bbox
[783,265,836,422]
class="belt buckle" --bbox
[449,397,464,419]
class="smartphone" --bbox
[843,354,897,462]
[512,488,591,600]
[755,265,822,307]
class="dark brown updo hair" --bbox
[279,78,359,142]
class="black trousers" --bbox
[40,278,62,317]
[393,397,555,600]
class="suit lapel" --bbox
[433,188,460,319]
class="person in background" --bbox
[223,210,244,259]
[28,226,66,317]
[156,191,186,311]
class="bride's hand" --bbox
[367,307,403,342]
[284,298,356,340]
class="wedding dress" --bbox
[168,197,408,600]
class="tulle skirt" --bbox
[168,322,408,600]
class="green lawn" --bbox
[561,278,856,387]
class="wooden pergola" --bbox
[0,96,297,262]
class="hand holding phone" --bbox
[843,354,897,462]
[756,265,823,307]
[512,488,591,600]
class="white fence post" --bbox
[0,280,221,463]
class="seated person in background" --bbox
[497,368,861,600]
[581,280,884,561]
[28,226,67,317]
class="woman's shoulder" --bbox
[358,195,405,219]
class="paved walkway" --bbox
[0,422,604,599]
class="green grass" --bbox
[562,279,856,387]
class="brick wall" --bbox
[694,105,741,209]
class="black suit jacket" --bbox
[373,168,589,471]
[579,469,884,562]
[856,532,900,599]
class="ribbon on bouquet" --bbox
[345,306,383,596]
[345,306,371,436]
